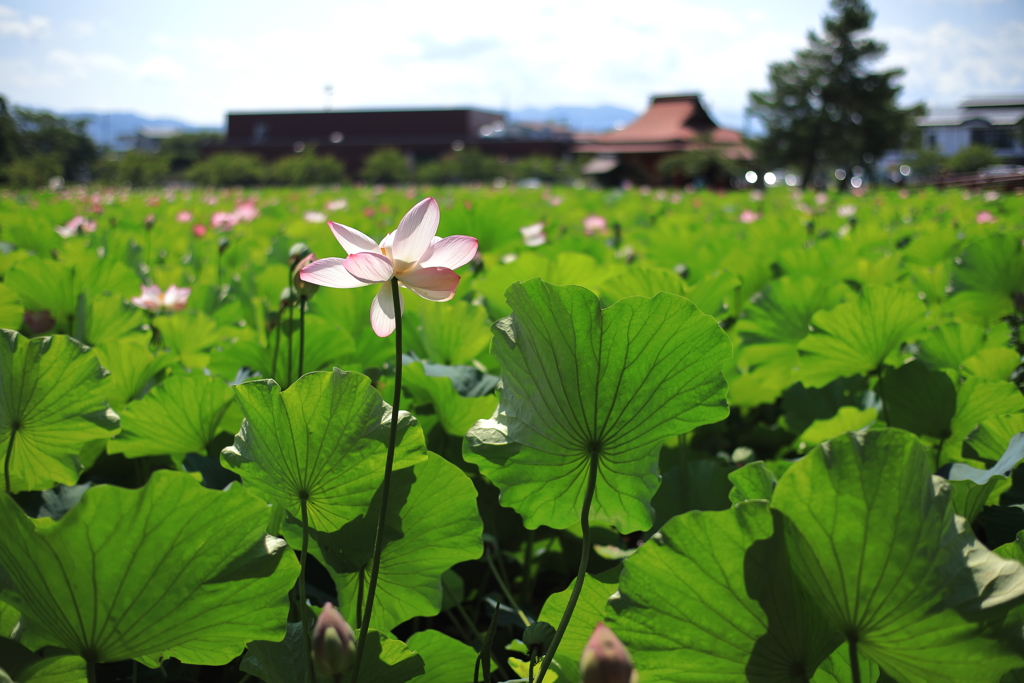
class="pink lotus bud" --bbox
[292,252,319,299]
[312,602,356,675]
[580,623,638,683]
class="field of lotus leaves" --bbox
[0,181,1023,683]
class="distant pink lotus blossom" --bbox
[192,224,208,237]
[739,209,760,224]
[55,215,96,239]
[176,211,193,223]
[131,284,191,313]
[583,215,608,235]
[212,211,239,231]
[520,222,547,247]
[23,310,55,334]
[145,197,160,207]
[976,210,997,224]
[326,198,348,211]
[837,204,857,218]
[234,200,259,222]
[305,211,328,223]
[814,192,829,206]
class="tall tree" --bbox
[747,0,921,189]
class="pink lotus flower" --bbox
[192,224,208,238]
[234,200,259,222]
[520,222,547,247]
[304,211,327,223]
[739,209,760,224]
[837,204,857,218]
[326,198,348,211]
[300,197,478,337]
[583,215,608,235]
[54,215,96,238]
[212,211,239,231]
[976,210,996,224]
[176,211,193,223]
[312,602,356,675]
[131,284,191,313]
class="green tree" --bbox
[360,147,410,184]
[0,95,17,168]
[11,108,98,181]
[269,149,346,185]
[947,144,998,173]
[186,152,267,186]
[747,0,920,189]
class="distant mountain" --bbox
[508,106,637,133]
[63,112,222,149]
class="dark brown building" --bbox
[574,94,752,185]
[206,108,573,173]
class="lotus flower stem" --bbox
[299,496,314,683]
[299,295,307,378]
[351,276,404,683]
[484,543,530,627]
[271,313,281,380]
[287,300,294,387]
[536,451,600,683]
[4,426,15,494]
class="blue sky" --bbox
[0,0,1021,130]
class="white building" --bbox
[916,96,1024,161]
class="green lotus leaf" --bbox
[969,414,1024,462]
[465,279,731,532]
[735,276,845,346]
[407,629,479,683]
[877,361,956,438]
[0,331,120,493]
[951,234,1024,319]
[93,341,171,409]
[772,429,1024,683]
[0,285,24,331]
[728,461,776,504]
[17,655,86,683]
[153,311,224,368]
[964,347,1022,382]
[796,287,925,389]
[606,501,840,682]
[5,257,75,322]
[108,373,234,460]
[599,266,686,306]
[404,298,493,366]
[538,571,619,683]
[242,623,423,683]
[402,362,498,437]
[81,294,147,347]
[797,406,877,452]
[942,378,1024,465]
[918,322,1008,372]
[682,270,741,318]
[306,451,483,632]
[811,644,880,683]
[222,369,427,533]
[0,469,298,665]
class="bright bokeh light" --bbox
[900,165,911,176]
[745,171,757,184]
[850,177,863,189]
[329,131,343,143]
[451,140,465,151]
[785,174,798,186]
[293,141,305,153]
[835,168,847,181]
[764,172,777,185]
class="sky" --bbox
[0,0,1022,131]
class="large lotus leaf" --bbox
[473,253,616,319]
[735,276,845,346]
[0,285,24,331]
[969,415,1024,462]
[728,461,776,504]
[538,571,619,683]
[941,378,1024,466]
[599,265,686,306]
[81,294,147,347]
[242,623,424,683]
[917,322,998,372]
[606,501,840,683]
[964,347,1022,382]
[877,361,956,438]
[108,373,234,460]
[307,451,483,632]
[153,312,223,368]
[222,369,427,533]
[796,287,925,389]
[771,429,1024,683]
[93,341,172,409]
[407,630,479,683]
[402,362,498,437]
[951,234,1024,317]
[16,655,86,683]
[0,331,120,493]
[5,258,75,322]
[683,270,741,318]
[404,298,492,366]
[464,279,731,532]
[811,644,880,683]
[0,470,299,664]
[947,434,1024,522]
[796,406,877,453]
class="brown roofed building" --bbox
[574,94,752,185]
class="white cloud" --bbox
[136,55,187,82]
[0,5,49,38]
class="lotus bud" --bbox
[312,602,356,675]
[292,252,319,300]
[523,621,556,659]
[579,623,638,683]
[218,236,230,255]
[288,241,313,268]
